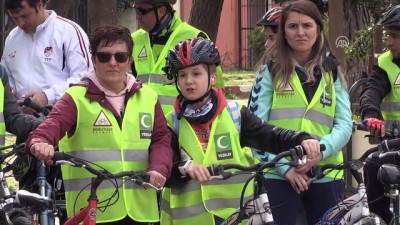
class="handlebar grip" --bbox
[52,151,73,162]
[381,138,400,152]
[23,97,43,113]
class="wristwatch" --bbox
[178,160,192,176]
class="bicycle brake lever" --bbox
[211,172,233,180]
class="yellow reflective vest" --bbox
[131,14,203,115]
[160,101,253,225]
[378,51,400,129]
[60,85,159,223]
[0,81,5,146]
[268,72,342,178]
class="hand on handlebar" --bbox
[284,168,309,194]
[30,142,54,163]
[20,92,48,114]
[185,162,211,184]
[365,117,385,138]
[147,170,166,188]
[295,155,322,174]
[300,139,321,160]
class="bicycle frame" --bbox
[31,159,56,225]
[64,176,103,225]
[210,145,314,225]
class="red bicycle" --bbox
[52,151,160,225]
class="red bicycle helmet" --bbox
[256,6,282,27]
[164,37,220,79]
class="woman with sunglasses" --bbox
[26,24,173,225]
[129,0,224,115]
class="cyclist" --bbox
[27,24,173,225]
[160,37,322,225]
[0,64,41,143]
[359,4,400,224]
[247,1,352,224]
[1,0,92,114]
[257,6,282,52]
[128,0,224,115]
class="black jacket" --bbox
[166,105,313,187]
[0,66,41,141]
[359,55,399,120]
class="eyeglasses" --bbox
[134,6,156,16]
[95,52,130,63]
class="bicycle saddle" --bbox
[377,164,400,184]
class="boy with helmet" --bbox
[360,4,400,224]
[256,6,282,51]
[128,0,224,115]
[160,37,322,225]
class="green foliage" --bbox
[344,26,374,61]
[248,26,265,63]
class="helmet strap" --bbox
[150,5,172,35]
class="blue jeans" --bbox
[266,178,345,225]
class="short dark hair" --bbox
[5,0,41,11]
[89,25,133,56]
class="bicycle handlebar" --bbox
[308,138,400,184]
[52,151,158,190]
[208,144,325,179]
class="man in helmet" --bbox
[160,37,321,225]
[359,5,400,224]
[256,6,282,51]
[128,0,224,115]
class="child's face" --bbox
[177,64,216,101]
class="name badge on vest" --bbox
[320,95,332,107]
[215,133,233,160]
[139,113,152,139]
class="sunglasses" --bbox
[134,6,156,16]
[95,52,130,63]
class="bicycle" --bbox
[308,139,389,225]
[51,151,160,225]
[206,144,325,225]
[17,98,64,225]
[0,143,56,225]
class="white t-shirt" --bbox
[1,10,93,104]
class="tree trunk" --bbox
[47,0,75,17]
[87,0,118,32]
[188,0,224,42]
[343,1,371,86]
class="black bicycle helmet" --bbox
[377,5,400,27]
[256,6,282,27]
[164,37,220,79]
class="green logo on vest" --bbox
[139,113,152,139]
[214,133,233,160]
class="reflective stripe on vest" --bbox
[64,177,146,192]
[379,51,400,129]
[162,105,253,224]
[268,72,342,179]
[61,85,159,223]
[269,107,334,128]
[0,80,5,146]
[64,149,149,163]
